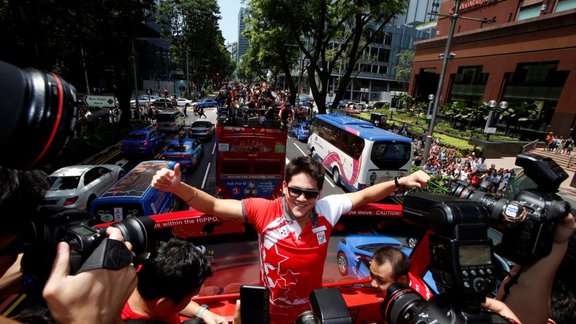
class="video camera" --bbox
[0,60,157,297]
[382,153,571,323]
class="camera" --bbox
[0,60,78,170]
[386,195,502,323]
[450,153,570,265]
[20,206,156,297]
[383,153,571,323]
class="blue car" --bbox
[196,98,219,109]
[160,138,203,172]
[336,234,438,293]
[291,122,311,142]
[120,127,166,155]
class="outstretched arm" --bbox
[346,170,430,209]
[151,163,244,220]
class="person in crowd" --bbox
[151,156,430,323]
[121,238,227,324]
[0,166,137,324]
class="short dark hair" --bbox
[137,238,212,303]
[0,166,50,235]
[285,156,325,190]
[371,245,410,280]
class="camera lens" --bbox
[112,216,155,256]
[381,283,425,324]
[294,311,317,324]
[0,60,77,169]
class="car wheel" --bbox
[332,167,341,186]
[337,252,349,276]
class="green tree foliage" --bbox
[0,0,155,126]
[245,0,408,113]
[156,0,233,86]
[396,49,414,85]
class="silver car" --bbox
[43,164,125,211]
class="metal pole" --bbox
[421,0,461,165]
[132,40,140,119]
[81,46,90,95]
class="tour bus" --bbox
[215,117,287,199]
[89,160,182,224]
[155,109,186,132]
[307,113,413,192]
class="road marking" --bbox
[201,162,211,189]
[287,143,335,188]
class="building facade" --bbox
[236,7,249,63]
[410,0,576,140]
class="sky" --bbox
[217,0,243,45]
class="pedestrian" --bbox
[151,156,429,324]
[198,105,207,119]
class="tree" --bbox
[156,0,233,88]
[0,0,156,127]
[396,49,414,89]
[245,0,409,114]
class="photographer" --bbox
[0,166,138,323]
[496,213,575,324]
[0,60,138,323]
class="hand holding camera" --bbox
[42,227,137,324]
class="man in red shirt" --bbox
[121,238,226,324]
[151,156,430,323]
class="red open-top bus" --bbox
[215,118,288,199]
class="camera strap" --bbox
[77,238,134,273]
[500,266,525,301]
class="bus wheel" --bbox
[332,167,341,186]
[337,252,348,276]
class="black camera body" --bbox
[383,153,571,323]
[451,153,570,265]
[21,206,155,298]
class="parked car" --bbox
[188,120,215,140]
[131,95,159,109]
[176,97,193,107]
[160,138,204,172]
[291,122,311,142]
[344,106,361,115]
[153,98,176,109]
[196,98,219,108]
[43,164,125,211]
[120,127,166,155]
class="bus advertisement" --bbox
[215,121,288,199]
[307,114,413,192]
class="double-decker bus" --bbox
[307,113,413,192]
[215,118,288,199]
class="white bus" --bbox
[307,114,413,192]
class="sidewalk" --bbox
[485,156,576,203]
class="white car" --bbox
[176,97,193,107]
[43,164,125,211]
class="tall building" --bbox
[326,0,440,101]
[410,0,576,140]
[236,7,249,63]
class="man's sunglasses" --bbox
[287,186,320,200]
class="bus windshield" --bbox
[308,113,413,192]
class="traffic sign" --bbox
[84,95,117,108]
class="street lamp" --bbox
[390,91,398,124]
[421,0,462,165]
[427,94,435,119]
[484,100,508,140]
